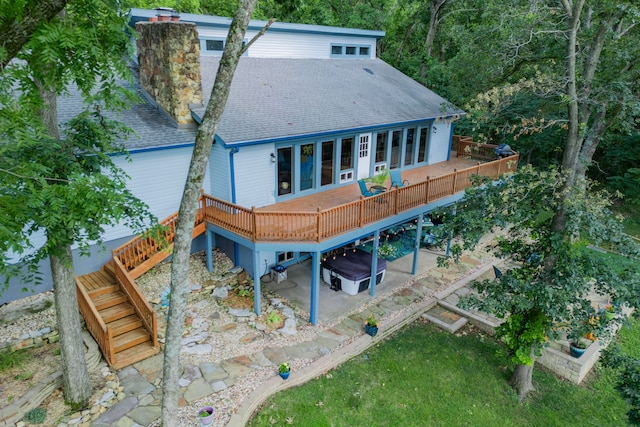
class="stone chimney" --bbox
[135,21,203,127]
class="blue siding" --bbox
[233,145,276,208]
[208,142,231,201]
[428,122,452,164]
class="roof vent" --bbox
[363,68,374,75]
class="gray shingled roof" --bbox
[193,57,464,146]
[56,82,197,152]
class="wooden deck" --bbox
[256,153,480,213]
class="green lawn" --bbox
[249,320,631,426]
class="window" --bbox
[277,147,292,196]
[321,140,334,186]
[404,128,415,166]
[300,144,315,191]
[330,44,372,58]
[201,38,247,55]
[418,128,429,163]
[278,251,294,263]
[375,132,387,163]
[340,137,354,171]
[205,39,224,51]
[390,130,401,169]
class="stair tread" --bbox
[113,328,151,352]
[107,315,143,336]
[92,290,127,310]
[99,302,135,323]
[112,341,159,370]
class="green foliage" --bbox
[14,371,34,381]
[441,165,640,374]
[266,311,281,326]
[278,362,290,374]
[0,349,29,372]
[363,169,388,186]
[238,289,251,297]
[366,315,378,327]
[0,0,158,288]
[496,311,546,366]
[23,407,47,424]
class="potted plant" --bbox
[279,362,290,380]
[365,315,379,337]
[567,327,590,358]
[197,406,214,426]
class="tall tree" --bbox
[437,0,640,400]
[160,0,259,424]
[440,166,640,400]
[0,0,153,406]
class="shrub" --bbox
[23,407,47,424]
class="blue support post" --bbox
[253,250,261,316]
[370,230,380,297]
[206,229,213,272]
[446,204,457,256]
[309,251,320,325]
[412,214,423,275]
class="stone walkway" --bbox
[91,250,498,427]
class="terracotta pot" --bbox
[149,16,158,22]
[157,14,170,22]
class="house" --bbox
[3,9,518,365]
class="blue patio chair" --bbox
[358,179,384,197]
[389,170,409,189]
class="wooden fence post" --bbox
[425,177,430,203]
[452,169,458,194]
[251,206,257,242]
[316,207,322,242]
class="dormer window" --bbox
[201,37,247,55]
[330,44,371,58]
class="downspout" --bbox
[230,147,240,264]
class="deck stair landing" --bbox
[77,268,159,369]
[422,305,468,333]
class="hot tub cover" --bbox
[322,249,387,281]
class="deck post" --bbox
[253,250,261,316]
[412,214,423,275]
[206,228,213,272]
[369,229,380,297]
[309,251,321,325]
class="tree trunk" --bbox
[36,71,91,407]
[160,1,258,425]
[49,244,92,407]
[0,0,69,69]
[509,362,536,401]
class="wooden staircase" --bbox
[75,200,208,369]
[76,263,159,369]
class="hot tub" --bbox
[321,249,387,295]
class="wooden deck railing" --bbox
[455,135,499,161]
[202,153,519,243]
[76,277,115,364]
[111,140,518,266]
[112,256,159,349]
[112,198,207,277]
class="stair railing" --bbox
[76,277,115,365]
[112,256,159,349]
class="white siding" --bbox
[233,145,276,208]
[105,147,193,241]
[428,122,453,164]
[207,142,231,201]
[197,28,378,59]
